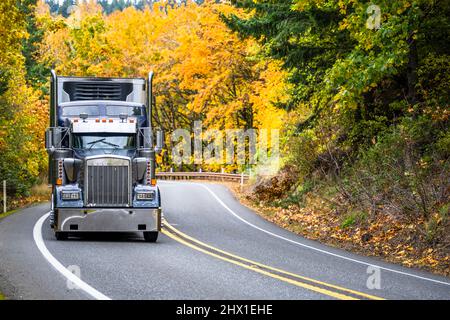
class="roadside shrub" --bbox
[424,204,449,245]
[341,115,449,220]
[272,180,313,209]
[340,211,368,229]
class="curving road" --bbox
[0,181,449,300]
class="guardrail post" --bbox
[240,172,244,187]
[3,180,6,213]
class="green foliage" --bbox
[424,204,448,244]
[224,0,352,111]
[228,0,449,221]
[20,0,49,92]
[340,211,367,229]
[343,115,449,218]
[226,0,449,116]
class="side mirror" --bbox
[155,129,164,154]
[46,128,63,155]
[45,129,53,150]
[46,127,65,150]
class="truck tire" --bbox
[143,231,158,242]
[55,232,68,241]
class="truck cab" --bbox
[45,71,163,242]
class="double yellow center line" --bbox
[162,220,384,300]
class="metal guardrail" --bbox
[156,172,250,183]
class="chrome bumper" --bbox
[55,208,161,232]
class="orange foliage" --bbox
[37,2,289,135]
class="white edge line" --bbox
[33,212,111,300]
[160,181,450,287]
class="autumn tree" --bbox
[0,0,48,196]
[37,1,289,170]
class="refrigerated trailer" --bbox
[45,71,164,242]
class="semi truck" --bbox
[45,70,164,242]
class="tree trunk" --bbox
[407,37,418,106]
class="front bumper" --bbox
[54,207,161,232]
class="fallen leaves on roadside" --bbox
[226,182,450,277]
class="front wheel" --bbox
[55,232,68,241]
[143,231,158,243]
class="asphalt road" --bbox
[0,181,449,300]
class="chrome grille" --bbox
[85,157,130,207]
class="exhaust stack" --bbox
[147,71,154,131]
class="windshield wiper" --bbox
[101,141,120,148]
[87,138,106,150]
[87,138,120,150]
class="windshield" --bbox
[62,106,100,116]
[73,134,136,150]
[106,105,144,116]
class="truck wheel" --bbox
[55,232,68,241]
[143,232,158,243]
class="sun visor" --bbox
[72,119,137,134]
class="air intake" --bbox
[63,81,133,101]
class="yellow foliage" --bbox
[0,0,48,195]
[37,2,289,170]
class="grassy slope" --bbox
[224,182,450,277]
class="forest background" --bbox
[0,0,448,273]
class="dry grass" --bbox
[30,183,52,197]
[2,183,50,214]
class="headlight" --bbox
[136,191,155,201]
[61,191,81,201]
